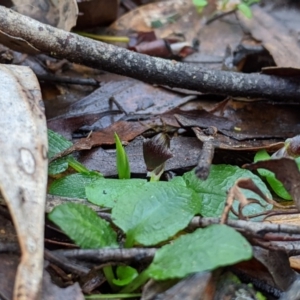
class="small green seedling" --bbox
[115,132,131,179]
[192,0,261,18]
[192,0,208,13]
[237,0,260,18]
[254,149,300,200]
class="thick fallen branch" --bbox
[0,6,300,101]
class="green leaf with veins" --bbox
[48,203,118,249]
[49,173,102,199]
[147,224,252,280]
[112,181,201,247]
[48,129,73,158]
[48,129,97,175]
[254,150,292,200]
[86,178,147,208]
[48,129,73,175]
[181,165,272,220]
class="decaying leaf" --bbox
[76,0,118,29]
[11,0,78,31]
[0,65,48,299]
[238,6,300,68]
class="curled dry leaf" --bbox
[0,65,48,299]
[143,133,173,172]
[272,135,300,159]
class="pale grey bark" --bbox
[0,5,299,100]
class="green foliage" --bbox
[147,225,252,279]
[48,203,118,249]
[236,0,261,18]
[192,0,260,18]
[111,181,201,247]
[86,178,146,208]
[182,165,272,219]
[48,157,69,175]
[113,266,139,286]
[48,129,98,175]
[48,129,73,158]
[49,163,269,274]
[192,0,208,13]
[193,0,208,5]
[115,132,131,179]
[48,129,72,175]
[49,173,102,198]
[121,225,252,293]
[237,3,252,18]
[48,132,269,295]
[254,149,300,200]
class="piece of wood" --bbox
[0,6,299,101]
[0,65,48,300]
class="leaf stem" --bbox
[75,31,130,43]
[115,132,131,179]
[103,265,118,292]
[124,235,134,249]
[119,269,150,294]
[67,156,90,173]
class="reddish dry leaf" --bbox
[128,31,196,58]
[47,110,122,139]
[76,0,118,28]
[79,120,148,148]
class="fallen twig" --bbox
[0,6,300,100]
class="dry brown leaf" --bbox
[11,0,78,31]
[76,0,119,29]
[238,6,300,68]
